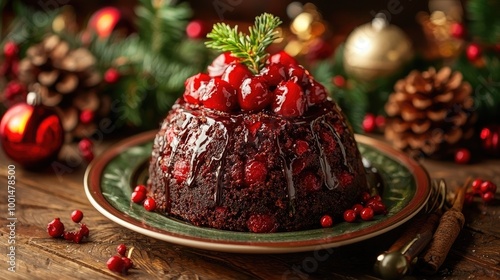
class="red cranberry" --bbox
[455,148,471,164]
[247,214,277,233]
[208,52,239,77]
[238,76,273,111]
[480,181,497,194]
[131,191,146,204]
[260,63,287,86]
[104,68,120,84]
[294,140,309,156]
[79,224,90,238]
[267,51,298,66]
[320,131,336,153]
[143,197,157,211]
[79,110,95,124]
[4,81,26,100]
[244,160,267,186]
[71,210,84,223]
[122,257,134,270]
[360,207,375,221]
[186,20,208,39]
[482,191,495,203]
[375,115,386,129]
[352,204,364,215]
[343,209,357,223]
[292,158,306,175]
[466,43,481,61]
[3,41,18,57]
[287,64,309,86]
[247,121,262,137]
[450,22,465,39]
[339,172,354,186]
[305,80,328,106]
[272,80,306,117]
[222,63,252,89]
[183,73,210,105]
[471,179,483,193]
[361,192,371,203]
[82,150,95,162]
[371,195,382,201]
[107,255,125,274]
[47,218,65,238]
[464,192,474,205]
[73,232,84,244]
[173,160,190,184]
[362,113,376,133]
[332,75,346,88]
[366,199,387,214]
[63,231,75,241]
[301,171,321,192]
[78,138,93,154]
[320,215,333,228]
[134,184,147,194]
[200,78,238,112]
[116,244,127,256]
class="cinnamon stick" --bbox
[419,178,470,275]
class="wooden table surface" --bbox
[1,135,499,280]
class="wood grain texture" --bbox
[1,139,500,279]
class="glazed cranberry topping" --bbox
[272,80,305,117]
[208,52,239,77]
[238,76,272,111]
[266,51,298,66]
[260,63,287,86]
[184,73,210,105]
[222,63,252,89]
[200,78,238,112]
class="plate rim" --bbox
[84,131,431,253]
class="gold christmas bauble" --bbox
[343,15,413,82]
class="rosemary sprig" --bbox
[205,13,282,73]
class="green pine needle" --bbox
[205,13,282,73]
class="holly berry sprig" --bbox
[205,13,282,74]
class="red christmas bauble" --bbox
[480,125,500,157]
[466,43,481,61]
[449,22,465,39]
[0,100,64,168]
[186,20,208,39]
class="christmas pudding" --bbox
[147,14,368,232]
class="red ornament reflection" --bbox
[0,103,64,168]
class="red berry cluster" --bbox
[78,138,94,162]
[46,210,89,243]
[1,41,27,105]
[130,184,157,211]
[183,51,328,116]
[319,192,387,227]
[362,113,386,134]
[466,178,497,204]
[107,244,134,275]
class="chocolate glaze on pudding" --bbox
[148,98,368,232]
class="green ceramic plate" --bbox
[84,131,430,253]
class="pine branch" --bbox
[467,0,500,44]
[205,13,282,73]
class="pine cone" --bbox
[384,67,476,157]
[17,34,105,140]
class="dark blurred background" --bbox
[2,0,467,52]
